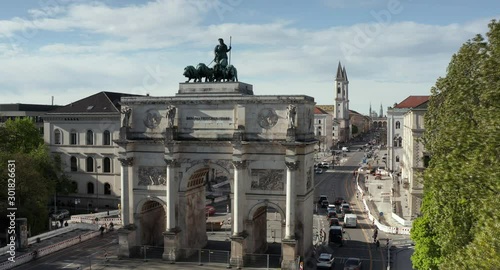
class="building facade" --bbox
[386,96,429,172]
[43,92,141,211]
[401,100,429,219]
[314,107,333,152]
[0,103,62,133]
[349,110,371,138]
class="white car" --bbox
[315,168,323,174]
[317,253,335,269]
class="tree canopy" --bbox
[0,118,73,235]
[411,20,500,269]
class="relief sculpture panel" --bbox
[138,166,166,186]
[251,169,284,191]
[306,167,312,190]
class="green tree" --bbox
[0,118,74,235]
[411,20,500,269]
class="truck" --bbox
[343,214,357,228]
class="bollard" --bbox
[199,249,203,266]
[267,254,270,270]
[143,245,148,262]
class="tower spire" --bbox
[369,103,372,116]
[379,103,383,117]
[336,61,343,80]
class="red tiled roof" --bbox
[395,96,430,109]
[314,107,328,114]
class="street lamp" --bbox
[96,165,101,212]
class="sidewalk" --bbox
[356,149,412,233]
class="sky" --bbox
[0,0,498,115]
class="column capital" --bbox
[164,159,180,168]
[285,161,300,171]
[118,157,134,167]
[232,160,248,170]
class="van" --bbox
[328,226,344,246]
[343,214,357,228]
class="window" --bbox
[318,120,321,124]
[318,131,322,136]
[103,157,111,173]
[103,130,111,145]
[87,182,94,194]
[104,183,111,195]
[86,157,94,172]
[398,137,402,147]
[71,181,78,193]
[54,129,61,145]
[86,130,94,145]
[70,130,77,145]
[337,87,341,94]
[395,121,401,129]
[70,156,78,171]
[396,156,400,162]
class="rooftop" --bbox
[47,91,143,114]
[395,96,430,109]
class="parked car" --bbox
[51,209,70,220]
[320,162,330,168]
[205,205,216,216]
[343,257,362,270]
[317,253,335,269]
[315,168,323,174]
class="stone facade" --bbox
[116,82,316,269]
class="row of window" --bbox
[70,156,112,173]
[54,129,112,145]
[76,181,112,195]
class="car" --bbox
[318,195,328,204]
[315,168,323,174]
[342,147,350,152]
[341,203,350,212]
[336,208,344,219]
[51,209,70,220]
[327,209,337,218]
[343,257,362,270]
[327,204,336,212]
[205,205,216,216]
[328,225,345,246]
[317,253,335,269]
[320,162,330,168]
[321,200,329,208]
[334,197,345,206]
[329,218,340,226]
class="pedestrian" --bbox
[376,240,380,249]
[99,225,105,237]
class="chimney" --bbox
[51,96,54,105]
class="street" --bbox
[311,146,388,270]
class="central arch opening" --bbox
[140,200,165,246]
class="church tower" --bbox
[334,62,350,142]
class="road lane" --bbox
[313,149,387,270]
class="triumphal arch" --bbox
[115,82,316,268]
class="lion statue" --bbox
[183,65,198,83]
[196,63,214,82]
[212,63,226,82]
[225,65,238,82]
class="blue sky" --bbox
[0,0,498,115]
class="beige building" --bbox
[401,100,430,219]
[314,107,333,151]
[43,92,141,211]
[349,110,370,138]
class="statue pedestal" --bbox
[230,234,247,268]
[119,127,130,141]
[117,225,137,259]
[162,228,182,263]
[286,128,296,142]
[281,238,298,270]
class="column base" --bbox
[281,238,298,270]
[162,228,182,263]
[117,225,137,259]
[230,233,248,268]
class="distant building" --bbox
[43,92,142,211]
[386,96,430,173]
[314,106,333,152]
[349,110,371,138]
[401,100,430,218]
[0,103,62,133]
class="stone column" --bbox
[118,157,134,225]
[284,161,299,239]
[164,159,180,231]
[231,160,247,235]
